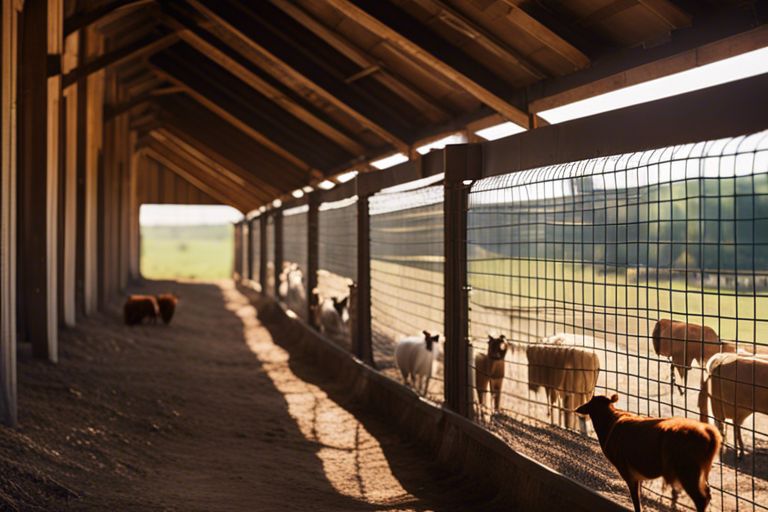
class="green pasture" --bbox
[468,257,768,344]
[141,224,233,280]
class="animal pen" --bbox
[237,80,768,511]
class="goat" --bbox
[698,352,768,459]
[317,295,350,345]
[475,334,508,415]
[577,394,721,512]
[395,331,440,396]
[280,265,306,317]
[123,295,159,325]
[155,293,178,325]
[526,333,600,433]
[652,319,736,394]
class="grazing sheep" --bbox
[281,265,307,318]
[698,352,768,459]
[475,334,508,414]
[155,293,178,325]
[123,295,159,325]
[395,331,440,396]
[526,333,600,433]
[577,394,721,512]
[652,319,736,394]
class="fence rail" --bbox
[234,90,768,511]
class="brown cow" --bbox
[577,394,721,512]
[156,293,178,325]
[124,295,159,325]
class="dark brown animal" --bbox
[124,295,159,325]
[652,319,736,394]
[577,394,721,512]
[475,334,508,414]
[156,293,178,325]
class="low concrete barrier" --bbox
[250,292,628,512]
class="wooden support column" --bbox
[443,144,481,417]
[273,209,283,297]
[0,0,21,425]
[247,218,255,281]
[233,221,242,279]
[259,214,267,291]
[19,0,61,361]
[356,193,373,366]
[307,192,319,326]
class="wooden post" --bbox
[443,144,481,417]
[233,221,242,279]
[356,193,373,365]
[307,192,319,326]
[1,0,21,425]
[247,217,255,281]
[259,213,267,290]
[273,209,283,297]
[19,0,61,361]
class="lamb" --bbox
[282,265,307,318]
[526,333,600,433]
[698,352,768,459]
[652,319,736,394]
[395,331,440,396]
[577,394,721,512]
[155,293,178,325]
[317,295,350,345]
[475,334,508,414]
[123,295,159,325]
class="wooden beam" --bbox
[150,63,325,180]
[160,12,366,156]
[104,85,180,121]
[501,2,590,71]
[270,0,450,124]
[186,0,410,152]
[529,24,768,114]
[63,0,153,36]
[638,0,692,29]
[324,0,529,127]
[62,31,178,87]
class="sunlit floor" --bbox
[2,280,483,511]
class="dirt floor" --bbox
[0,280,491,511]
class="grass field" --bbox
[141,224,233,280]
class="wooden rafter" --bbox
[160,11,366,156]
[270,0,450,124]
[104,86,179,121]
[63,0,153,36]
[186,0,410,152]
[150,63,325,180]
[324,0,530,127]
[637,0,692,29]
[62,31,178,87]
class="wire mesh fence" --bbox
[370,174,445,402]
[467,130,768,511]
[316,196,357,349]
[249,217,261,288]
[281,205,309,320]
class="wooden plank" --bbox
[161,12,366,156]
[529,25,768,114]
[63,0,152,36]
[325,0,529,127]
[270,0,449,124]
[186,0,409,152]
[62,31,178,87]
[638,0,692,29]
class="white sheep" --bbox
[395,331,440,396]
[317,295,350,345]
[283,266,307,318]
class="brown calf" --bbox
[124,295,159,325]
[652,319,735,394]
[577,394,721,512]
[156,293,178,325]
[475,334,508,414]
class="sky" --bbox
[140,45,768,225]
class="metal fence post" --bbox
[307,192,319,326]
[356,193,374,366]
[274,209,283,298]
[259,214,267,291]
[443,144,482,417]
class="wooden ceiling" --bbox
[75,0,766,210]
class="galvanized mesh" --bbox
[281,205,309,319]
[370,174,445,402]
[467,130,768,511]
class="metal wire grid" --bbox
[265,215,275,297]
[281,205,309,319]
[250,217,261,287]
[466,130,768,511]
[369,176,445,402]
